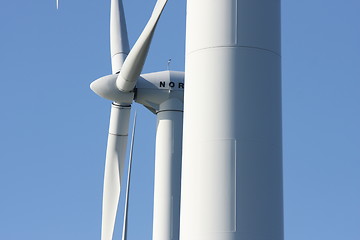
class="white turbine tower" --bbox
[90,0,184,239]
[180,0,283,240]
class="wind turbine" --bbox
[90,0,184,239]
[180,0,283,240]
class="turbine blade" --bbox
[111,0,130,74]
[121,112,137,240]
[102,103,131,240]
[116,0,168,92]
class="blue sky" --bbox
[0,0,359,239]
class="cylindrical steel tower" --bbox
[180,1,283,239]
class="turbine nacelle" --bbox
[90,70,184,112]
[136,71,184,112]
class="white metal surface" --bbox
[135,71,184,112]
[180,0,283,239]
[152,99,183,240]
[110,0,130,74]
[116,0,168,92]
[90,74,134,105]
[121,112,137,240]
[102,103,131,240]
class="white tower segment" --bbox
[180,1,283,240]
[152,109,182,240]
[135,71,184,240]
